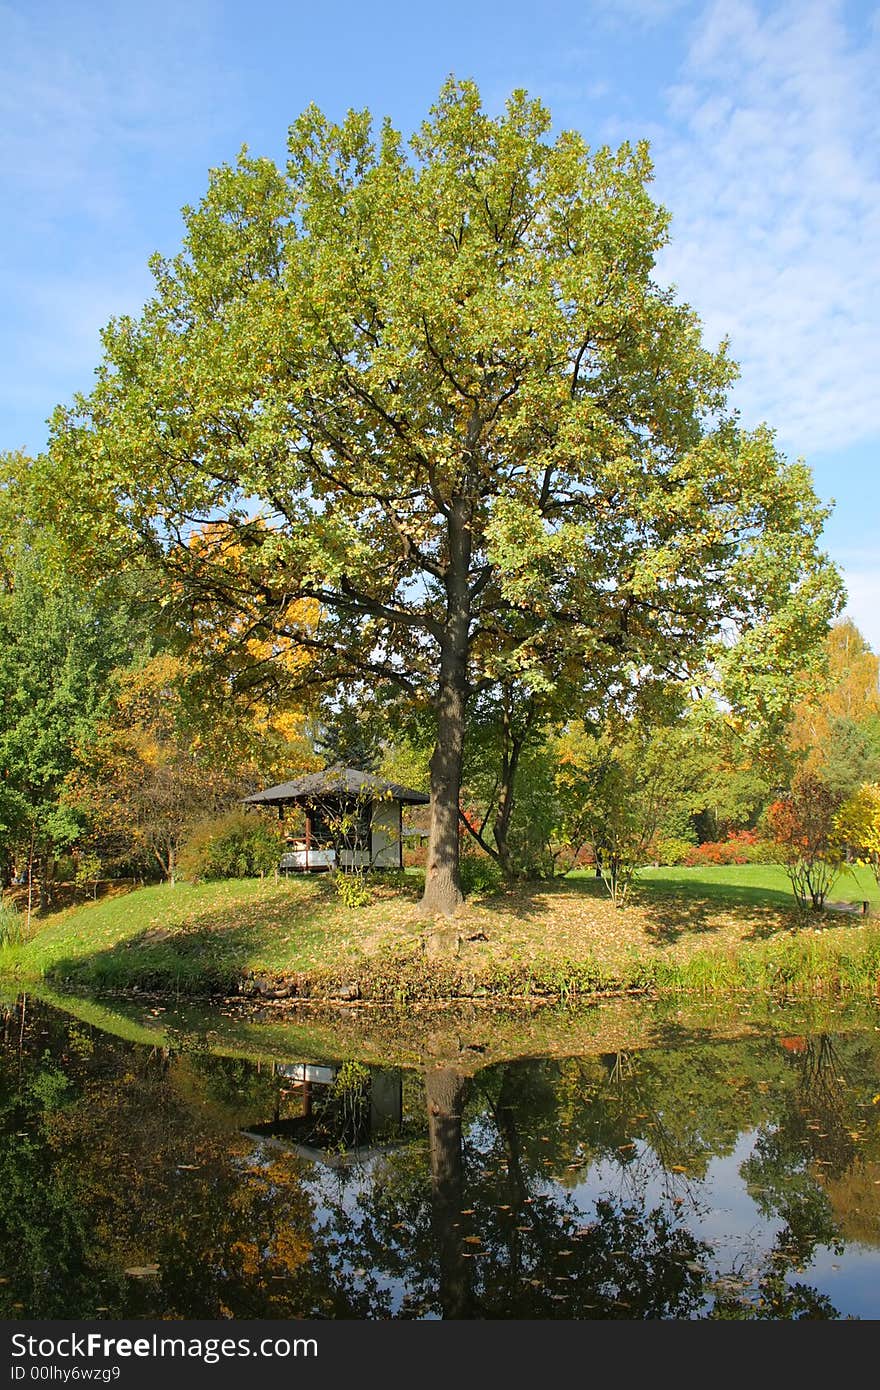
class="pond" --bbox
[2,990,880,1320]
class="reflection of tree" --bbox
[426,1066,475,1318]
[0,1000,384,1318]
[313,1059,712,1318]
[735,1033,866,1310]
[711,1270,841,1320]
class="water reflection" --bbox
[2,994,880,1319]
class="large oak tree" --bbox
[46,81,841,917]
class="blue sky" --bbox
[2,0,878,649]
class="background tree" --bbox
[550,721,690,904]
[64,655,255,883]
[788,619,880,796]
[44,80,842,920]
[833,782,880,884]
[0,476,145,908]
[312,691,384,772]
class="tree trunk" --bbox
[419,497,471,920]
[492,724,524,882]
[26,826,34,934]
[37,852,54,913]
[491,693,535,881]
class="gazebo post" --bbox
[305,813,311,871]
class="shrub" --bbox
[683,830,777,867]
[330,868,372,908]
[652,836,695,866]
[459,853,504,896]
[179,812,285,882]
[684,840,748,866]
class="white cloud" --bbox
[649,0,880,456]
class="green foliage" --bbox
[73,852,102,900]
[816,717,880,799]
[550,721,690,905]
[313,695,384,772]
[179,812,285,882]
[652,835,696,866]
[458,853,504,896]
[0,525,139,865]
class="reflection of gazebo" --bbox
[242,1062,405,1169]
[242,766,429,872]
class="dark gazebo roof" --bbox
[242,766,429,807]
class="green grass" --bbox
[635,862,880,910]
[3,861,880,1004]
[0,873,424,993]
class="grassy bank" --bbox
[2,862,880,1004]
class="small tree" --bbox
[552,724,680,907]
[73,851,102,901]
[768,773,844,913]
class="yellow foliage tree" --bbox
[834,783,880,883]
[790,619,880,758]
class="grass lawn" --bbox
[638,862,880,910]
[2,861,879,1002]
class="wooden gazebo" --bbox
[242,766,429,872]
